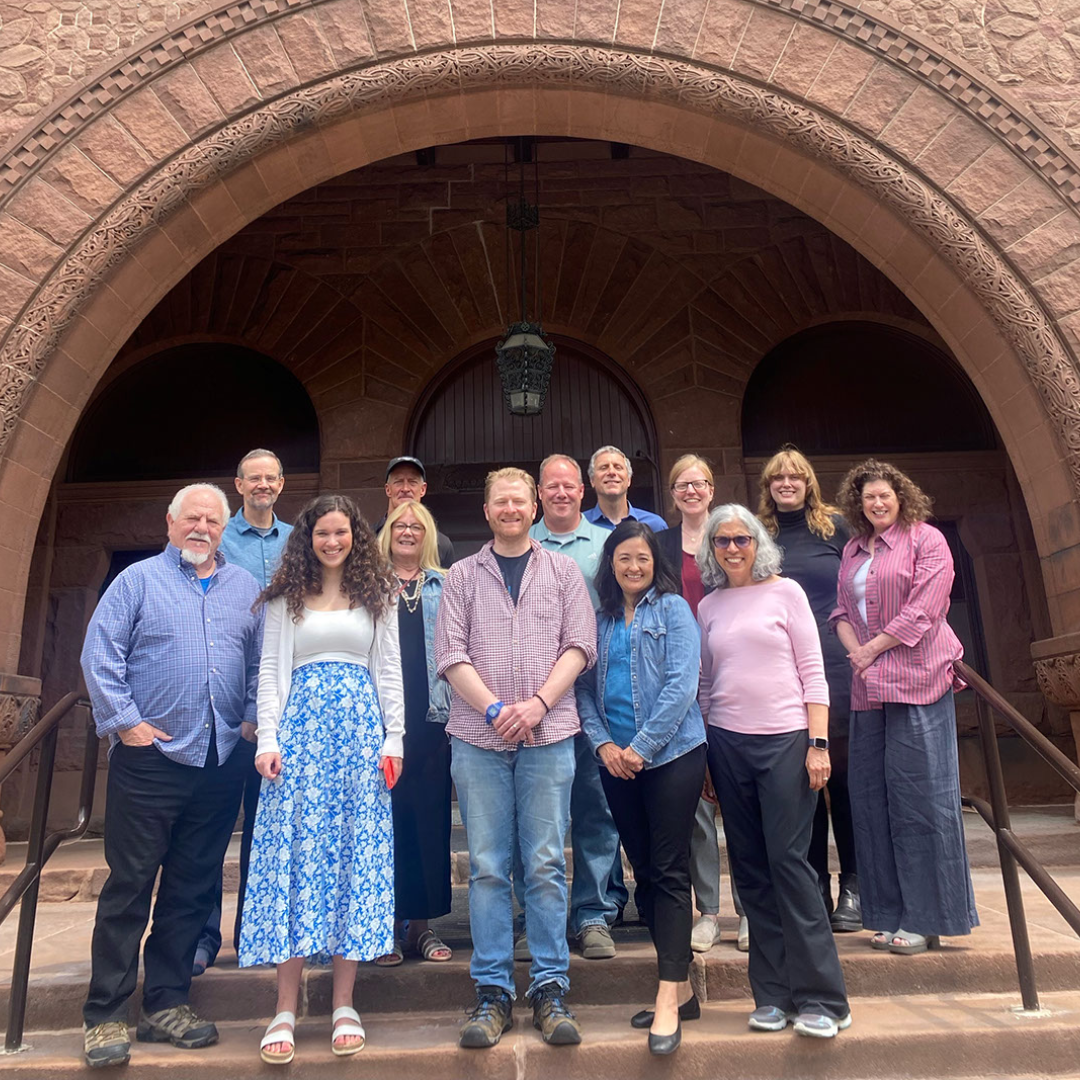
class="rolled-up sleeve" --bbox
[81,574,144,737]
[882,527,955,648]
[557,560,598,671]
[434,562,473,677]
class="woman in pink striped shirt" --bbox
[831,460,978,956]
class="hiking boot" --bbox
[84,1021,130,1068]
[459,986,514,1049]
[135,1004,218,1049]
[531,982,581,1045]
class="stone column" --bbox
[1031,633,1080,824]
[0,673,43,865]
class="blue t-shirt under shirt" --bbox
[603,618,637,749]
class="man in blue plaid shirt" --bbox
[79,483,263,1069]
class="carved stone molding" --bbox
[0,0,1079,207]
[1032,633,1080,708]
[0,689,40,749]
[1,44,1079,499]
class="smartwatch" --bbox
[485,701,505,724]
[809,736,830,751]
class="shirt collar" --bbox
[166,543,223,577]
[478,536,541,569]
[233,506,281,535]
[856,520,904,554]
[591,500,643,527]
[532,516,594,544]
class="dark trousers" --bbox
[84,740,244,1025]
[197,738,260,961]
[600,745,706,983]
[849,694,978,937]
[707,727,848,1019]
[808,704,857,892]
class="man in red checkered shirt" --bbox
[435,468,597,1050]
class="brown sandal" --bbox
[413,928,452,962]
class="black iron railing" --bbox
[0,692,97,1053]
[956,660,1080,1013]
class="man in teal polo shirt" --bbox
[520,453,627,960]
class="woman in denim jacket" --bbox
[375,500,452,965]
[577,520,706,1056]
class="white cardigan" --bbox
[255,595,405,760]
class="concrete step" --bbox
[4,993,1080,1079]
[3,806,1075,903]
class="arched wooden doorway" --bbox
[408,338,661,554]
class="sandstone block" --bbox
[692,0,752,67]
[653,0,708,55]
[233,25,300,96]
[314,0,376,64]
[277,11,339,80]
[494,0,535,37]
[612,0,664,48]
[807,39,876,114]
[364,0,416,53]
[535,0,577,39]
[0,214,62,280]
[147,66,224,140]
[0,263,35,319]
[881,85,961,161]
[771,21,836,98]
[731,7,796,82]
[978,175,1064,249]
[8,178,91,248]
[449,0,495,39]
[72,116,153,188]
[111,88,190,159]
[1007,212,1080,280]
[916,114,993,189]
[193,43,263,114]
[843,61,917,138]
[947,143,1032,217]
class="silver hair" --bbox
[588,445,633,481]
[697,504,783,589]
[539,453,583,485]
[168,483,231,523]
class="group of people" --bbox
[77,441,977,1068]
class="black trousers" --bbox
[808,703,857,891]
[600,744,706,983]
[83,740,244,1025]
[707,727,849,1018]
[197,738,260,961]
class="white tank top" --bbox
[292,607,375,669]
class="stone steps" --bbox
[5,993,1080,1079]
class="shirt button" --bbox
[205,724,210,729]
[209,642,215,647]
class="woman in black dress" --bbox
[758,447,858,931]
[375,499,453,964]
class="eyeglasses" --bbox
[241,474,281,484]
[391,522,426,534]
[712,534,753,549]
[672,480,712,493]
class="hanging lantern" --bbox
[495,321,556,415]
[495,137,554,416]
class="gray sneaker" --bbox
[793,1012,852,1038]
[136,1004,218,1049]
[748,1005,794,1031]
[84,1021,130,1069]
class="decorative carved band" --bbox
[0,690,40,748]
[0,0,1078,208]
[1,45,1079,497]
[1034,653,1080,710]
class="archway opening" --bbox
[408,336,660,555]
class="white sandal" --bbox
[259,1010,296,1065]
[331,1005,366,1056]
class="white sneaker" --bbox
[737,915,749,952]
[690,915,722,953]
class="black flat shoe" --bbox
[648,1021,682,1056]
[630,996,700,1029]
[831,885,863,933]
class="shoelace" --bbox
[86,1022,128,1048]
[466,995,506,1020]
[150,1004,201,1034]
[536,992,575,1019]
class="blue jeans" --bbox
[451,736,576,997]
[513,734,626,934]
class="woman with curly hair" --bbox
[238,494,404,1064]
[758,448,858,932]
[831,460,977,956]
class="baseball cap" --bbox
[386,456,427,481]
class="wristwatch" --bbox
[485,701,505,724]
[809,737,830,751]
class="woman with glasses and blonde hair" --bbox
[697,505,850,1039]
[758,448,858,932]
[656,455,746,955]
[373,500,453,966]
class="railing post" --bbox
[4,724,58,1052]
[973,694,1040,1012]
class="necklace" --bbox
[397,568,425,614]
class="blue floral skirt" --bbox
[238,661,395,965]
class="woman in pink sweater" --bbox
[697,504,849,1039]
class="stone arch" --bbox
[0,4,1078,667]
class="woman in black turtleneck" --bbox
[758,448,859,933]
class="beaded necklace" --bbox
[396,569,425,614]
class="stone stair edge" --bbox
[5,994,1080,1080]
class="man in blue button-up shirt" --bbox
[200,449,292,976]
[79,483,262,1068]
[584,445,668,532]
[219,448,293,589]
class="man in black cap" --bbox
[377,455,455,567]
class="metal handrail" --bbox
[0,691,97,1053]
[955,659,1080,1014]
